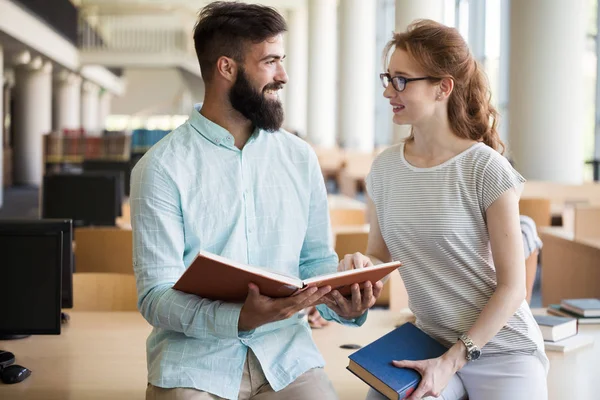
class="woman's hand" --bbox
[338,252,374,271]
[318,252,381,319]
[392,353,462,400]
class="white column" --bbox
[0,45,3,206]
[81,81,101,136]
[98,90,112,132]
[307,0,337,148]
[393,0,445,143]
[498,0,511,146]
[53,71,82,132]
[468,0,486,63]
[13,57,53,186]
[508,0,587,183]
[338,0,376,151]
[284,7,308,137]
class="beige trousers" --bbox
[146,350,338,400]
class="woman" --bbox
[338,20,548,400]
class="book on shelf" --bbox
[543,334,594,353]
[547,304,600,324]
[346,323,447,400]
[533,315,577,342]
[560,298,600,318]
[172,250,401,302]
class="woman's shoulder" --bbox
[372,143,403,169]
[465,143,512,172]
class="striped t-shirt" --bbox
[366,142,546,361]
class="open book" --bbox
[173,251,401,302]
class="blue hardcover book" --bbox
[533,315,577,342]
[560,298,600,317]
[347,323,448,400]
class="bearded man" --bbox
[130,2,382,400]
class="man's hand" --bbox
[321,280,383,320]
[238,283,332,331]
[319,252,383,320]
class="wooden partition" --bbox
[330,208,367,227]
[74,227,133,274]
[72,272,138,311]
[539,228,600,306]
[337,151,374,198]
[519,198,552,228]
[573,205,600,240]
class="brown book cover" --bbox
[173,251,401,303]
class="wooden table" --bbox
[1,310,598,399]
[313,309,600,400]
[0,312,150,400]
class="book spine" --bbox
[398,386,415,400]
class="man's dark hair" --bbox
[193,1,287,82]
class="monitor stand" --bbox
[0,313,70,340]
[61,312,70,324]
[0,334,30,340]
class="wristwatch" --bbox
[458,334,481,361]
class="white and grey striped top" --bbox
[366,142,546,359]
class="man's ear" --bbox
[216,56,237,83]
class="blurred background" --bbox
[0,0,599,307]
[1,3,600,399]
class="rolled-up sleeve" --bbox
[131,158,245,340]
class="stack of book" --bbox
[538,298,600,352]
[547,298,600,325]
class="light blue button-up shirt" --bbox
[130,105,366,400]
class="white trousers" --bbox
[365,353,548,400]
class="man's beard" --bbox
[229,68,284,132]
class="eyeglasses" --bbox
[380,73,434,92]
[0,350,31,384]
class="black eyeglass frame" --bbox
[379,73,436,92]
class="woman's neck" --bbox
[410,116,475,159]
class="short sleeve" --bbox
[481,154,526,211]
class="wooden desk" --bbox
[0,312,151,400]
[539,227,600,305]
[530,308,599,400]
[314,309,600,400]
[1,310,598,400]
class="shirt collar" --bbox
[188,103,262,147]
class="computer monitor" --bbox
[82,159,131,196]
[0,219,69,339]
[42,172,122,227]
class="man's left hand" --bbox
[320,280,383,320]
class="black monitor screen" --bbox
[83,160,130,197]
[0,228,63,335]
[42,172,121,227]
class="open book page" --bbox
[303,261,401,296]
[173,251,401,302]
[199,251,303,287]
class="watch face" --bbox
[470,349,481,361]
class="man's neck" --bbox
[200,97,254,150]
